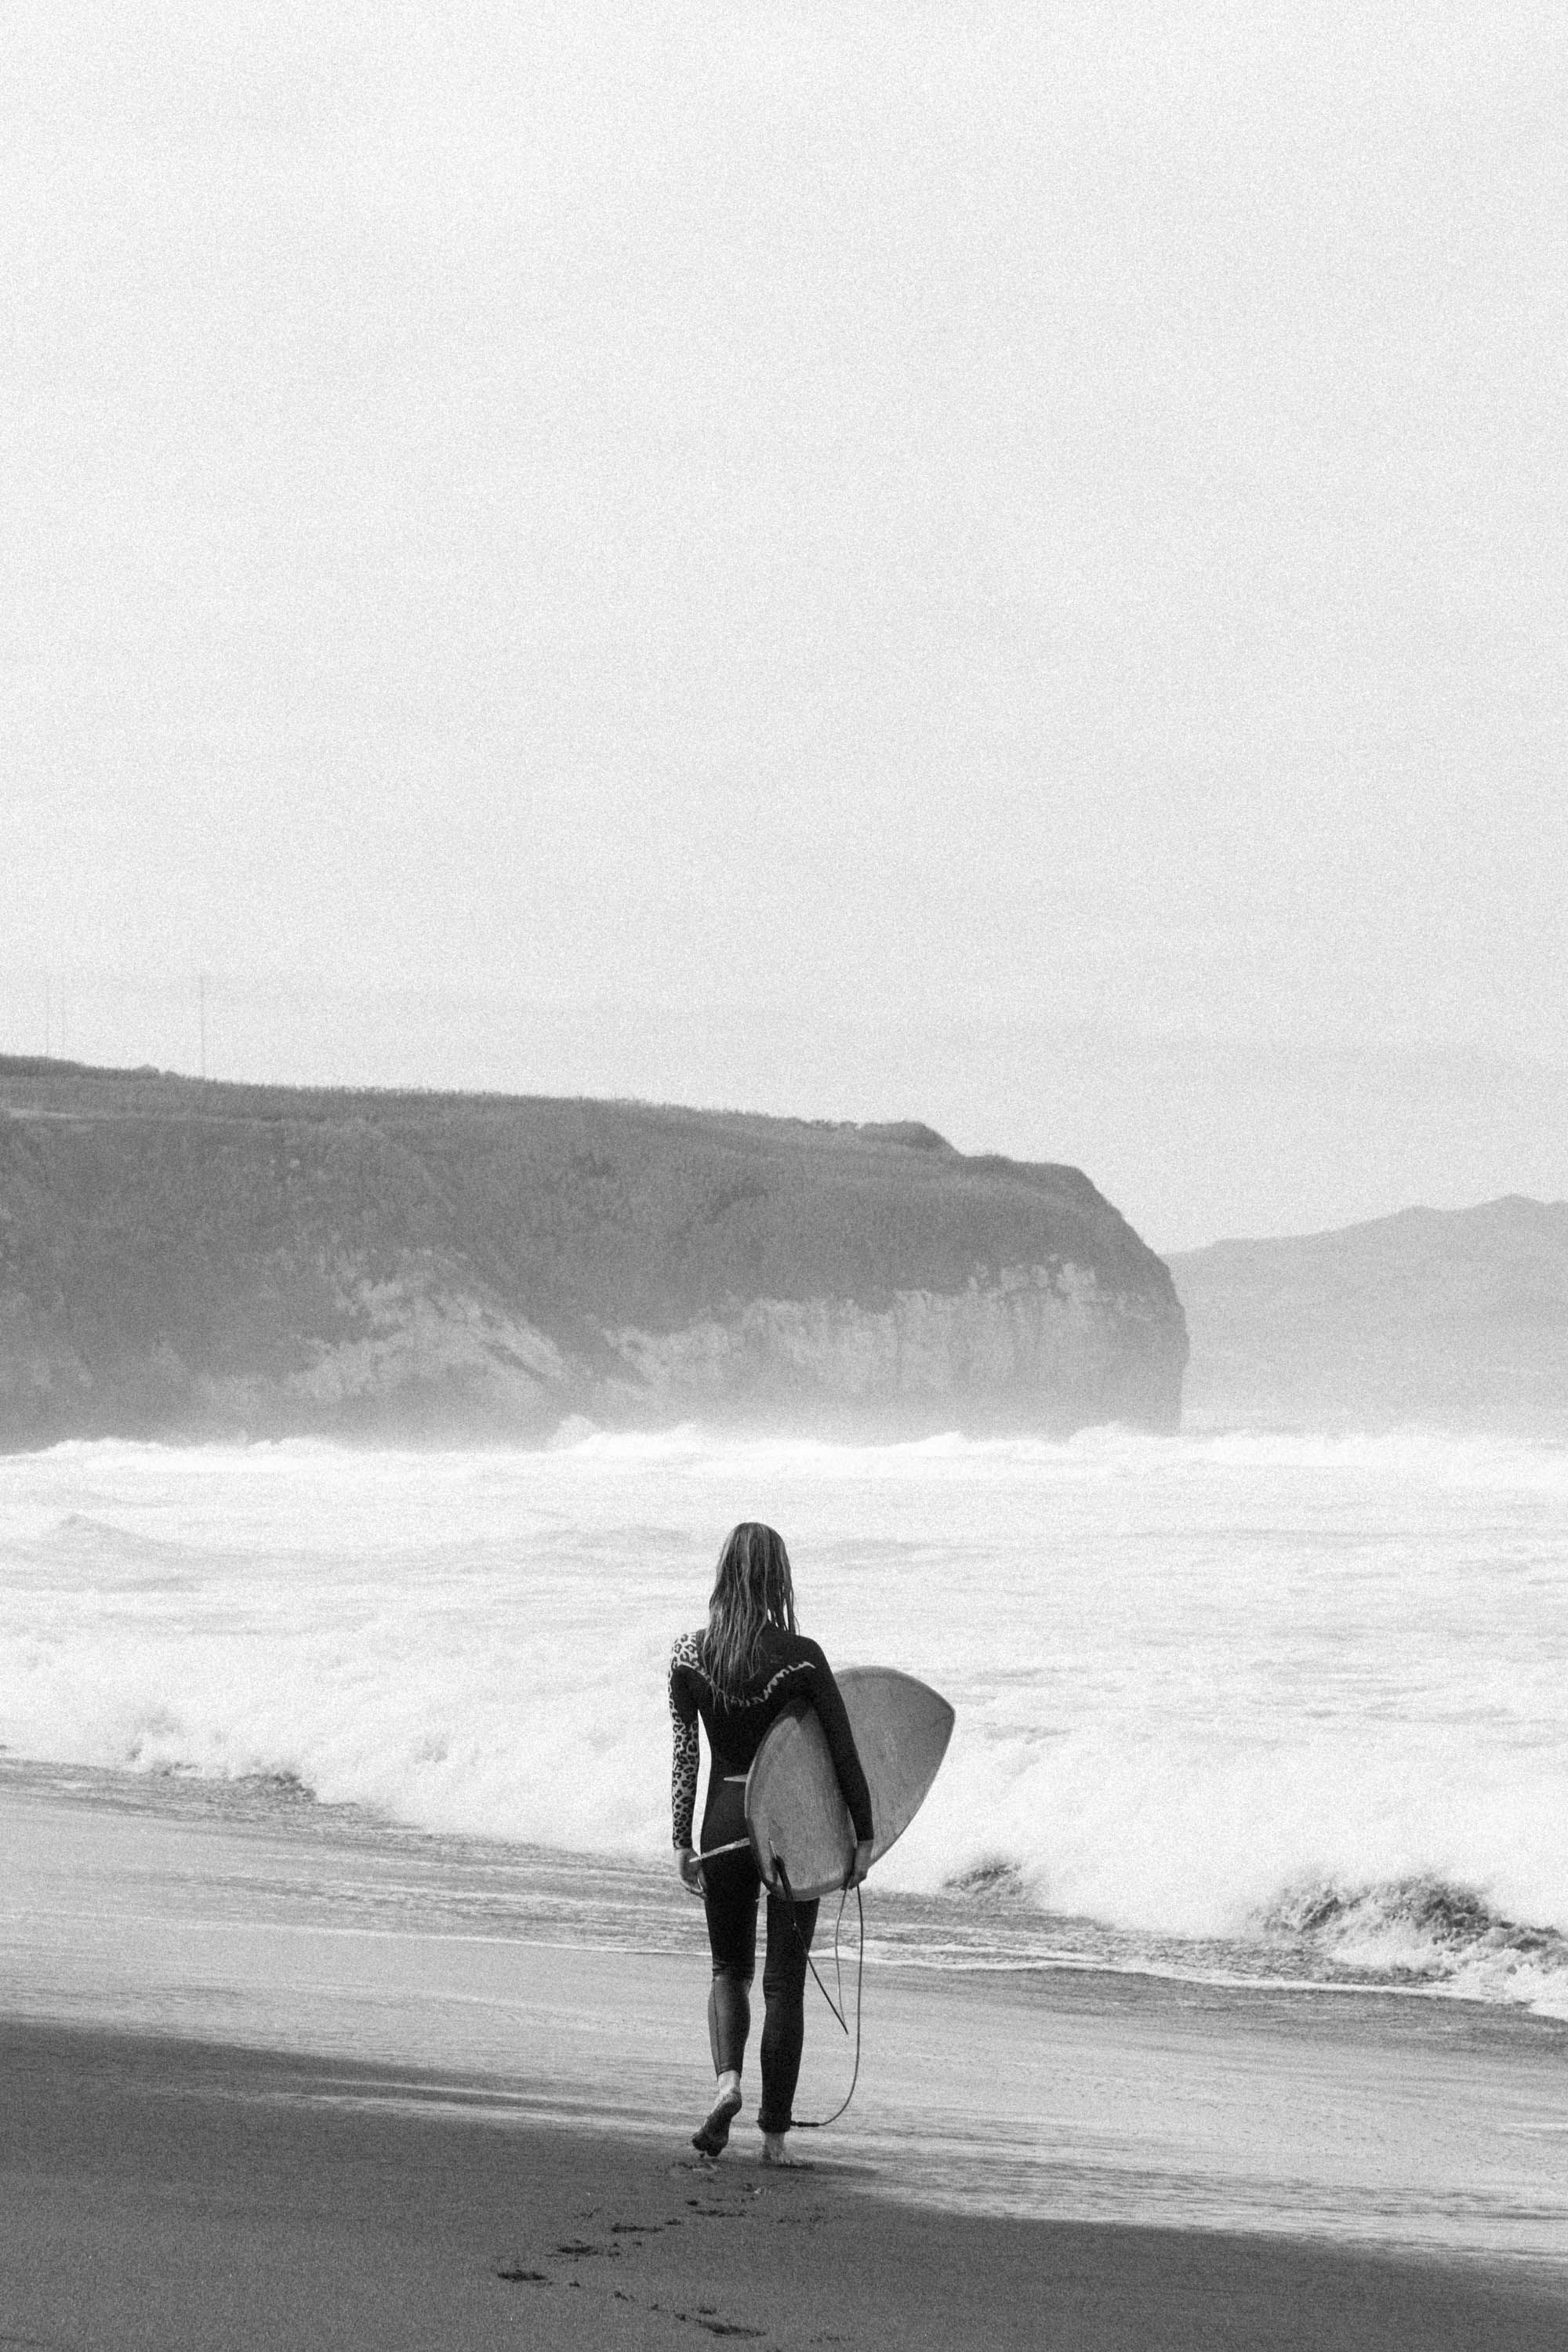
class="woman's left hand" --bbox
[677,1846,706,1897]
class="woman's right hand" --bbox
[844,1838,874,1889]
[677,1846,706,1897]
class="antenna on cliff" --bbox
[44,975,52,1058]
[199,971,208,1080]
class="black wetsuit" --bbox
[669,1626,873,2135]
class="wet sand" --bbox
[5,2016,1568,2352]
[5,1765,1568,2346]
[7,1764,1568,2259]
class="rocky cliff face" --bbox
[604,1262,1175,1427]
[0,1064,1186,1443]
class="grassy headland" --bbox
[0,1062,1185,1445]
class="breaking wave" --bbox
[4,1432,1568,2017]
[1259,1876,1568,2017]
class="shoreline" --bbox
[5,2016,1568,2352]
[7,1749,1566,2024]
[7,1765,1568,2266]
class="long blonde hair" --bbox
[704,1522,797,1698]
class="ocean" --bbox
[3,1425,1566,2016]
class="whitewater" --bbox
[2,1426,1566,2016]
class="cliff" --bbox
[0,1062,1186,1445]
[1170,1196,1568,1436]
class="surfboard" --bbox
[743,1667,955,1902]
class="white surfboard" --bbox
[744,1666,955,1901]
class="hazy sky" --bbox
[5,3,1565,1247]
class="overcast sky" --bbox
[5,2,1564,1247]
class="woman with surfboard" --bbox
[669,1521,874,2164]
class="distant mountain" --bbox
[1170,1197,1568,1436]
[0,1062,1185,1446]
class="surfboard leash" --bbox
[772,1857,865,2131]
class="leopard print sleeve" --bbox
[668,1631,703,1849]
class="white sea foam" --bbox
[2,1428,1566,2011]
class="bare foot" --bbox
[760,2132,802,2167]
[691,2083,743,2158]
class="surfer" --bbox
[669,1521,873,2165]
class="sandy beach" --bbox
[6,2016,1568,2352]
[5,1763,1568,2346]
